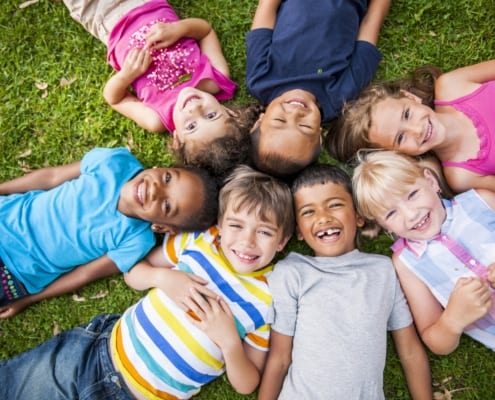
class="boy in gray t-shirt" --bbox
[257,164,432,400]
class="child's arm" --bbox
[251,0,281,30]
[435,59,495,101]
[186,288,265,394]
[146,19,230,78]
[487,263,495,288]
[0,255,118,319]
[356,0,391,45]
[391,325,432,399]
[103,49,165,133]
[257,330,293,400]
[0,161,81,195]
[394,256,492,354]
[443,167,495,193]
[124,246,217,309]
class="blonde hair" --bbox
[352,150,426,222]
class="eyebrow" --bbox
[168,170,180,218]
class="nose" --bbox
[240,229,256,248]
[400,204,419,223]
[316,209,331,225]
[150,181,165,201]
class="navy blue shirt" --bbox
[246,0,381,122]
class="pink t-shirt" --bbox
[107,0,236,131]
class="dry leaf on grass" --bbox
[34,81,48,90]
[90,290,109,300]
[16,149,32,159]
[19,0,39,9]
[53,320,60,336]
[72,293,86,302]
[59,77,77,87]
[432,376,471,400]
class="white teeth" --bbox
[316,228,340,238]
[288,101,305,107]
[413,214,429,229]
[234,251,257,261]
[137,182,144,205]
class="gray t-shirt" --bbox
[268,249,412,400]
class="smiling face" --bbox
[118,167,203,232]
[218,205,288,274]
[172,87,232,150]
[256,89,322,166]
[375,169,446,241]
[368,93,444,156]
[294,181,363,257]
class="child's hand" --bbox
[0,296,33,319]
[186,287,239,350]
[145,22,183,50]
[120,47,152,81]
[444,277,492,332]
[156,269,218,312]
[486,263,495,288]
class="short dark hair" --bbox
[169,166,219,232]
[291,163,352,197]
[250,126,321,180]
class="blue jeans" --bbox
[0,314,134,400]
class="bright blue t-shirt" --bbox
[0,147,156,294]
[245,0,381,122]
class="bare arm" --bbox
[391,325,432,400]
[251,0,281,30]
[103,48,165,133]
[394,256,492,354]
[0,161,81,195]
[0,255,119,319]
[443,167,495,193]
[356,0,391,45]
[435,59,495,100]
[124,246,217,308]
[257,330,293,400]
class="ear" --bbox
[276,235,291,252]
[423,168,441,193]
[295,226,304,241]
[151,224,177,235]
[355,213,365,228]
[250,114,264,133]
[400,89,422,103]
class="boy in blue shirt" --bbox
[246,0,390,177]
[0,147,218,318]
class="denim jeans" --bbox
[0,314,134,400]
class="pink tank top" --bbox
[434,80,495,174]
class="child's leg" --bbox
[62,0,150,45]
[0,314,132,400]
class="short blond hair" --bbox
[352,150,426,221]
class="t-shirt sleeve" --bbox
[107,229,156,272]
[80,147,142,177]
[161,231,195,265]
[244,323,271,352]
[245,28,273,99]
[387,273,413,331]
[329,40,382,111]
[267,260,299,337]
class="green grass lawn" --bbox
[1,0,495,398]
